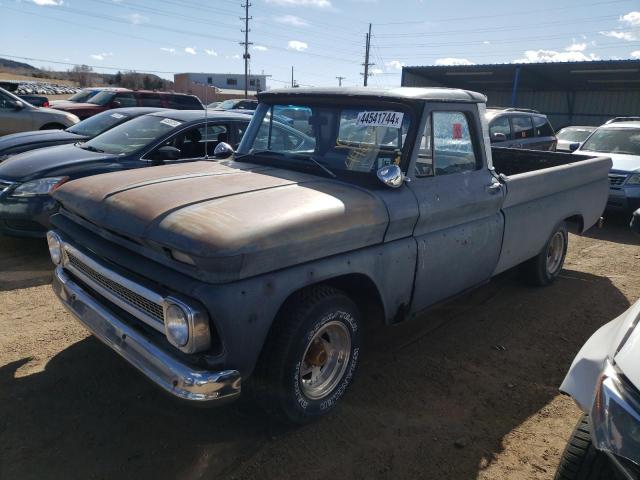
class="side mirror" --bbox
[491,132,507,143]
[377,164,405,188]
[111,100,121,108]
[631,209,640,236]
[213,142,234,159]
[569,142,580,152]
[152,145,181,165]
[13,100,24,110]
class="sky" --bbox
[1,0,640,89]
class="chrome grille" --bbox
[0,179,14,194]
[609,174,628,187]
[66,251,164,323]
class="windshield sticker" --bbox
[355,111,404,129]
[160,118,182,128]
[110,113,125,119]
[453,123,463,139]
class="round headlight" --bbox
[46,231,62,265]
[165,304,189,347]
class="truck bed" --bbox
[490,147,612,275]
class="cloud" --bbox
[125,13,149,24]
[434,57,474,66]
[32,0,63,5]
[483,41,491,45]
[632,50,640,58]
[265,0,331,7]
[599,11,640,41]
[621,11,640,26]
[274,14,309,26]
[90,52,113,61]
[287,40,308,51]
[225,54,241,60]
[253,45,268,51]
[566,42,587,52]
[385,60,405,70]
[370,67,383,75]
[184,47,196,55]
[514,49,599,63]
[160,47,176,54]
[600,30,637,41]
[204,49,218,56]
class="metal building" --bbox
[402,60,640,129]
[174,73,268,93]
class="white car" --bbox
[557,297,640,479]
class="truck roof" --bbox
[259,86,487,104]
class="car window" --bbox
[512,116,534,140]
[433,111,478,175]
[153,123,230,159]
[67,110,132,137]
[415,115,433,177]
[533,116,554,137]
[139,93,163,108]
[115,93,137,108]
[0,92,16,110]
[489,116,511,139]
[169,95,203,109]
[235,122,249,148]
[580,128,640,156]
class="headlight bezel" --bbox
[46,231,63,265]
[626,174,640,186]
[10,176,68,197]
[163,297,211,354]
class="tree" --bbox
[69,64,94,87]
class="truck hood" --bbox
[0,129,82,154]
[53,161,389,282]
[0,143,116,182]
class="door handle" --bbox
[486,182,502,194]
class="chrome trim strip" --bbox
[61,242,166,333]
[53,267,241,403]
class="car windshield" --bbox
[67,110,132,137]
[217,99,238,110]
[88,91,116,106]
[557,127,594,143]
[237,102,412,177]
[81,115,183,155]
[68,89,98,103]
[580,128,640,156]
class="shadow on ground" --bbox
[0,266,629,479]
[584,210,639,246]
[0,235,52,291]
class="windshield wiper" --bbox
[290,154,336,178]
[77,143,104,153]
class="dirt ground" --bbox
[1,213,638,480]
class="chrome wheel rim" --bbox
[299,321,351,400]
[546,231,565,274]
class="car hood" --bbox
[0,143,116,182]
[0,130,82,152]
[53,102,99,112]
[576,151,640,172]
[53,161,389,282]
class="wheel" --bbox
[555,414,619,480]
[40,123,65,130]
[522,221,568,286]
[248,285,361,424]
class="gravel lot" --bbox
[1,213,638,480]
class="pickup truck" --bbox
[46,87,611,423]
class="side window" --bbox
[512,116,534,140]
[0,93,16,110]
[139,93,162,107]
[533,116,554,137]
[235,122,249,148]
[415,115,433,177]
[169,95,202,109]
[115,93,136,107]
[489,116,511,140]
[432,111,478,175]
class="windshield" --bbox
[237,102,412,177]
[217,99,238,110]
[557,127,594,143]
[88,91,116,106]
[67,110,132,137]
[580,128,640,156]
[82,114,182,155]
[68,89,98,103]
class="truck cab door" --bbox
[407,104,505,313]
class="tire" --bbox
[555,414,618,480]
[248,285,361,424]
[522,221,568,286]
[40,123,65,130]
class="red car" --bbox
[52,89,203,119]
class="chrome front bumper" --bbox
[52,266,241,404]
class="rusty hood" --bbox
[52,161,389,281]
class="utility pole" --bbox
[240,2,252,99]
[362,23,374,87]
[336,76,346,87]
[291,66,294,88]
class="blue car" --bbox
[0,110,252,237]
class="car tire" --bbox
[554,414,618,480]
[40,123,65,130]
[248,285,361,424]
[522,221,568,286]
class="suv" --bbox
[0,87,79,136]
[486,108,557,151]
[52,89,204,119]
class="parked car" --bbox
[486,107,557,150]
[0,110,250,237]
[556,297,640,479]
[18,94,50,108]
[573,118,640,213]
[0,87,79,136]
[0,107,166,161]
[631,208,640,234]
[555,126,597,152]
[213,98,258,111]
[49,87,111,108]
[45,87,610,423]
[52,90,204,119]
